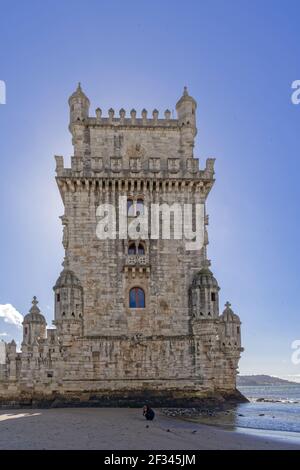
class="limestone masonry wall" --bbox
[0,85,244,406]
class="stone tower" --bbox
[0,85,244,405]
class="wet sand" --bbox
[0,407,299,450]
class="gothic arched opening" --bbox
[129,287,145,308]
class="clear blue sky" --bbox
[0,0,299,380]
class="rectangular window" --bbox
[211,292,216,301]
[57,293,60,302]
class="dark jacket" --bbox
[144,408,155,420]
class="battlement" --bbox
[88,108,178,128]
[55,154,216,184]
[69,84,196,129]
[68,85,199,163]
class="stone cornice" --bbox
[55,176,215,202]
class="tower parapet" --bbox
[65,85,201,177]
[56,87,215,195]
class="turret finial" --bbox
[183,86,188,96]
[225,301,231,308]
[29,295,41,315]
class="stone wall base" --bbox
[0,388,247,408]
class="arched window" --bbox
[137,243,145,255]
[127,242,145,255]
[129,287,145,308]
[127,199,134,216]
[128,242,136,255]
[136,199,144,215]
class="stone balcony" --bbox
[124,254,150,277]
[125,254,149,266]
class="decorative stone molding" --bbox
[91,157,103,172]
[129,157,141,172]
[110,157,122,172]
[71,156,83,173]
[168,158,180,173]
[149,158,161,172]
[186,158,198,173]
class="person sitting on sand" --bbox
[143,405,155,421]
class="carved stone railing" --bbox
[125,254,149,266]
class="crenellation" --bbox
[141,108,147,125]
[56,159,212,180]
[88,116,179,128]
[95,107,102,121]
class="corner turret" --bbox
[68,82,90,124]
[176,86,197,127]
[189,267,220,320]
[219,302,242,349]
[53,260,84,344]
[22,297,47,345]
[176,87,197,157]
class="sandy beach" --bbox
[0,407,299,450]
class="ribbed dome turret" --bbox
[54,268,82,289]
[220,302,240,323]
[176,86,197,109]
[23,297,46,324]
[68,82,90,106]
[68,83,90,125]
[53,261,84,339]
[192,267,219,289]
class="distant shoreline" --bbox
[237,375,299,386]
